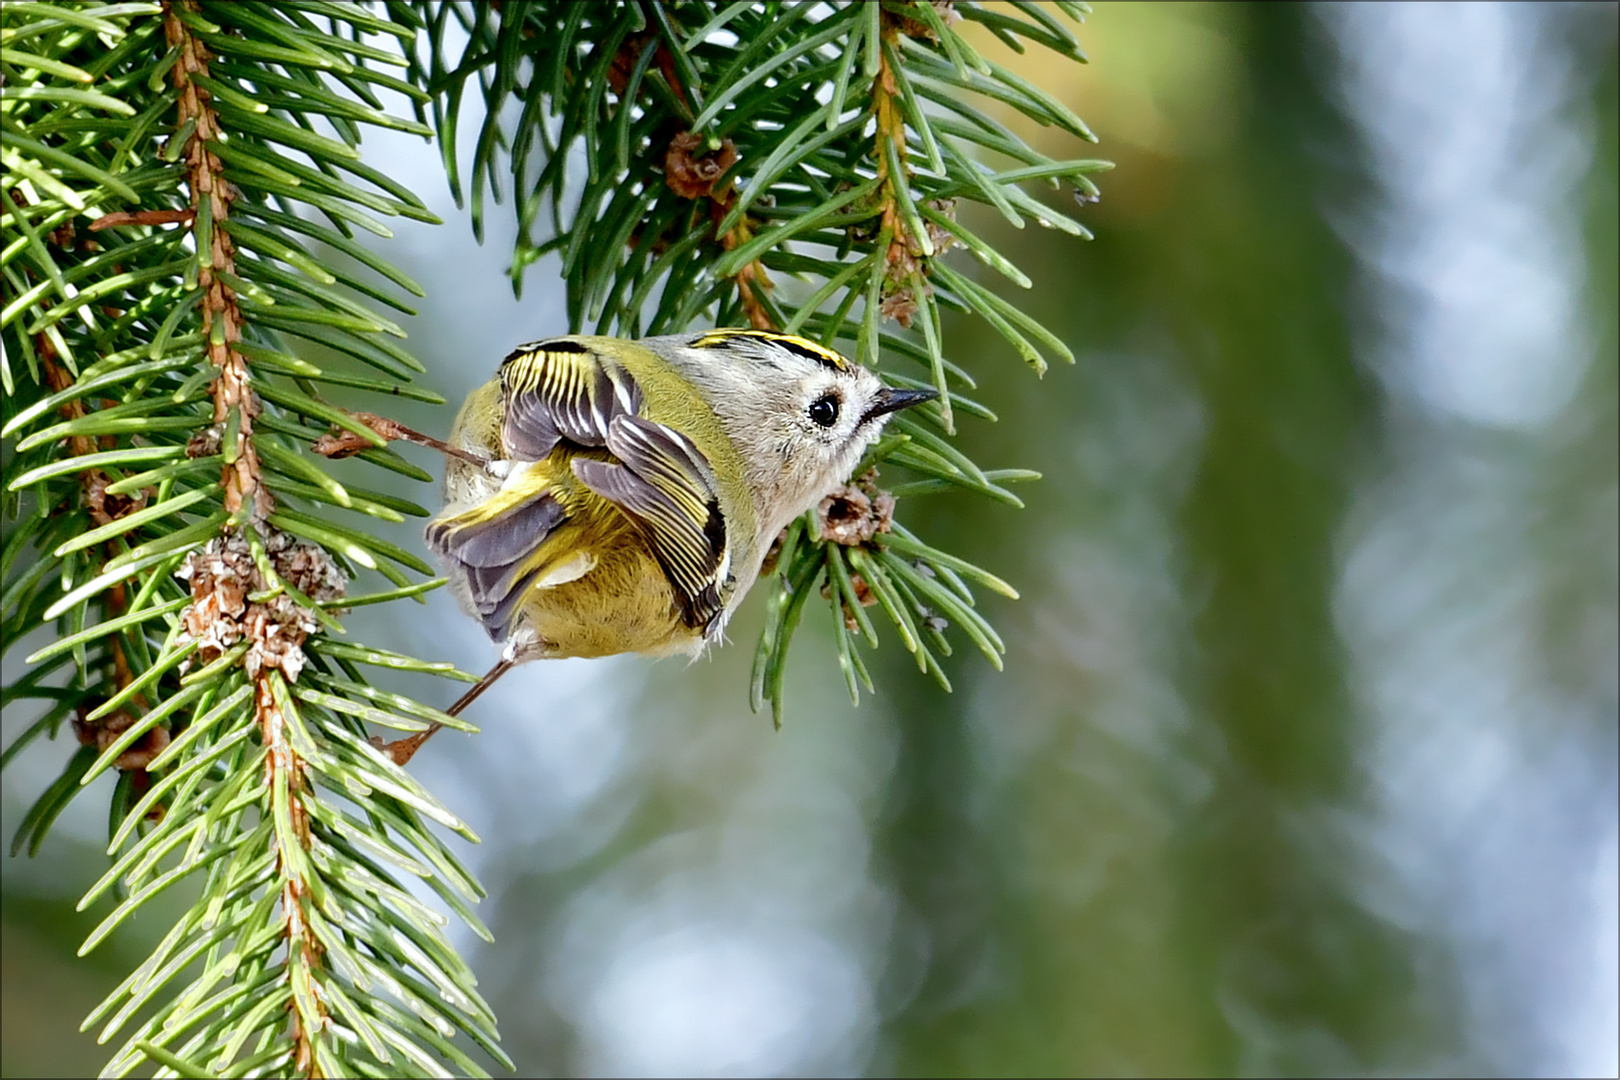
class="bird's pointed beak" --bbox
[864,386,938,422]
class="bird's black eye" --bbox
[808,393,840,428]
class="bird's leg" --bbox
[311,410,491,469]
[371,654,518,767]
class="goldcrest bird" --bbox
[378,329,934,763]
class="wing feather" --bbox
[426,492,565,569]
[499,339,642,459]
[427,486,567,639]
[572,414,728,633]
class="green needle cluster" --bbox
[2,2,1101,1075]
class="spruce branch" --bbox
[163,0,261,521]
[4,2,499,1075]
[5,3,1105,1074]
[421,0,1104,723]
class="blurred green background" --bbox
[4,3,1617,1076]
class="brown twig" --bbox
[720,218,776,330]
[40,346,151,714]
[163,0,321,1069]
[871,12,923,328]
[165,0,271,525]
[89,208,196,231]
[310,410,491,468]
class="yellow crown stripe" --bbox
[690,329,851,372]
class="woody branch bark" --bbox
[873,17,913,271]
[871,9,942,330]
[165,0,270,523]
[31,252,157,760]
[163,1,325,1072]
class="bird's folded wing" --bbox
[572,414,728,633]
[499,338,643,459]
[425,475,568,638]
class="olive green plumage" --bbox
[426,329,935,663]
